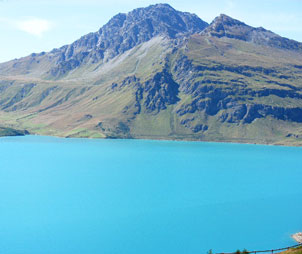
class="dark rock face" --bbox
[114,70,180,113]
[177,85,302,124]
[0,127,29,137]
[111,76,140,91]
[49,4,208,77]
[144,70,179,112]
[176,76,302,124]
[243,104,302,123]
[180,118,208,133]
[202,14,302,51]
[170,52,302,126]
[96,121,131,139]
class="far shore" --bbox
[1,132,302,148]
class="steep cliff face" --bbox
[1,4,302,145]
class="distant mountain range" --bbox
[1,3,302,145]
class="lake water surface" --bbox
[0,135,301,254]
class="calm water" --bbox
[0,135,301,254]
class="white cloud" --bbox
[16,18,53,37]
[225,0,235,11]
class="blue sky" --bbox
[0,0,301,63]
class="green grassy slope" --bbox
[0,37,172,138]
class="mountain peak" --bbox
[47,4,208,77]
[201,13,302,51]
[145,3,175,10]
[113,3,207,37]
[215,14,244,23]
[202,14,249,39]
[110,3,176,21]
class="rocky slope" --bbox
[1,4,302,145]
[202,14,302,51]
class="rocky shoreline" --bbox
[292,233,302,243]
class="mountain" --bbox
[1,4,302,145]
[0,4,207,79]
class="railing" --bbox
[215,243,302,254]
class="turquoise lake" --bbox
[0,135,301,254]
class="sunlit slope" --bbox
[0,37,174,138]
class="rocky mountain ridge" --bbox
[0,4,208,79]
[202,14,302,51]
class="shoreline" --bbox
[2,132,302,148]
